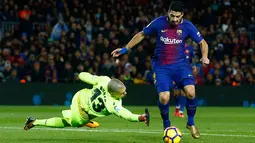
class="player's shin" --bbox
[174,94,180,117]
[33,118,70,128]
[157,100,170,129]
[175,95,180,109]
[179,95,186,113]
[186,96,197,126]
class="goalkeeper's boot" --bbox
[84,120,99,128]
[24,117,36,130]
[186,124,200,139]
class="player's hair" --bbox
[168,1,184,12]
[108,78,125,95]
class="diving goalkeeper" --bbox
[24,72,149,130]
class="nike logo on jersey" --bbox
[161,29,168,32]
[188,74,192,77]
[197,31,201,37]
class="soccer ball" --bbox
[163,126,182,143]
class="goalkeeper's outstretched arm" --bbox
[111,105,147,123]
[113,106,140,122]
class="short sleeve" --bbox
[143,18,158,36]
[186,22,203,43]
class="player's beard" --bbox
[170,21,179,26]
[168,17,182,26]
[170,20,181,26]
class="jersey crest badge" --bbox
[114,105,121,112]
[176,29,182,36]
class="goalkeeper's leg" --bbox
[63,109,100,128]
[24,93,90,130]
[71,91,99,128]
[68,93,90,127]
[24,109,73,130]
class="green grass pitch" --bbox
[0,106,255,143]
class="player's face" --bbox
[118,87,127,98]
[168,10,183,25]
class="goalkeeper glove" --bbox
[138,108,150,126]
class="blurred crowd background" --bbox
[0,0,255,86]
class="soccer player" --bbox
[174,42,196,118]
[24,72,150,130]
[111,1,209,139]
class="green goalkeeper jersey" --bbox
[77,72,140,122]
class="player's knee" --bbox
[186,89,195,99]
[159,92,170,104]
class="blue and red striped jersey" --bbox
[143,16,202,66]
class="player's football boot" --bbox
[84,120,99,128]
[174,108,180,117]
[178,112,184,118]
[24,117,36,130]
[186,124,200,139]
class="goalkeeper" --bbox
[24,72,149,130]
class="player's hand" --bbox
[138,108,150,126]
[111,47,128,57]
[200,57,210,65]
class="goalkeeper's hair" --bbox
[108,78,125,94]
[169,1,184,12]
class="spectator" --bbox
[0,0,254,86]
[61,61,74,83]
[30,61,45,82]
[50,20,69,41]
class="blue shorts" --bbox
[152,61,195,94]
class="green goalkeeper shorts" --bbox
[62,92,90,127]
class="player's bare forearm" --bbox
[199,39,208,58]
[199,39,210,64]
[111,31,145,57]
[126,31,145,49]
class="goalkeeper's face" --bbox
[118,87,127,98]
[167,10,183,25]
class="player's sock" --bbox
[174,95,180,117]
[175,95,180,109]
[157,100,170,129]
[179,95,186,113]
[33,118,70,128]
[186,96,197,126]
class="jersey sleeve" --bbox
[143,18,158,36]
[106,99,140,122]
[78,72,111,85]
[186,22,203,43]
[78,72,98,85]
